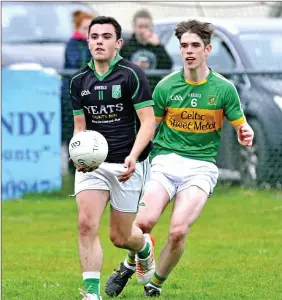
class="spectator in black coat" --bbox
[120,9,172,72]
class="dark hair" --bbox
[175,19,214,46]
[133,9,152,24]
[88,16,122,40]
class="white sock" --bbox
[139,240,148,252]
[82,271,100,280]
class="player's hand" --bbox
[69,157,96,173]
[76,165,97,173]
[118,155,136,182]
[237,123,254,147]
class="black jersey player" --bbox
[70,16,156,300]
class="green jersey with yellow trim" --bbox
[70,54,153,163]
[151,68,246,163]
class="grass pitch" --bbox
[2,178,282,299]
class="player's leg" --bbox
[75,169,110,300]
[106,181,170,297]
[135,180,171,233]
[145,186,208,296]
[77,189,109,299]
[134,179,173,285]
[110,179,170,264]
[105,164,173,297]
[145,158,219,297]
[122,179,172,269]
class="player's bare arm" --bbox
[234,122,254,147]
[73,114,86,134]
[118,106,155,182]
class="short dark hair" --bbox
[88,16,122,40]
[175,19,214,46]
[133,9,152,24]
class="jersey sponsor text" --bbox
[94,86,107,90]
[165,107,223,133]
[83,104,123,115]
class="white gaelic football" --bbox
[69,130,108,168]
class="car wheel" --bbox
[238,119,267,187]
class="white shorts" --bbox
[74,159,150,213]
[147,153,219,200]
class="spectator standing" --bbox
[61,10,94,173]
[64,10,94,69]
[121,9,172,89]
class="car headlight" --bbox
[274,95,282,111]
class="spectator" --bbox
[61,10,94,173]
[64,10,94,69]
[121,9,172,89]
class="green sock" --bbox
[149,272,167,289]
[84,278,100,295]
[137,242,151,259]
[126,253,136,267]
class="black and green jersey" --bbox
[70,54,154,163]
[151,68,246,163]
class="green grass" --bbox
[2,178,282,299]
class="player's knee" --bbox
[135,219,154,233]
[109,232,128,248]
[168,226,187,247]
[78,215,98,237]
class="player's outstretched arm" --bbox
[234,122,254,147]
[118,106,155,182]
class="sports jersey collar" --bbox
[182,68,213,85]
[88,53,123,81]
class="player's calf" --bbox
[105,233,155,296]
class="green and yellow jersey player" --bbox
[106,19,254,298]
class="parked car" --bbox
[153,18,282,187]
[2,2,98,70]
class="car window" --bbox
[165,34,180,58]
[207,36,236,70]
[2,2,96,43]
[239,33,282,70]
[154,24,175,45]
